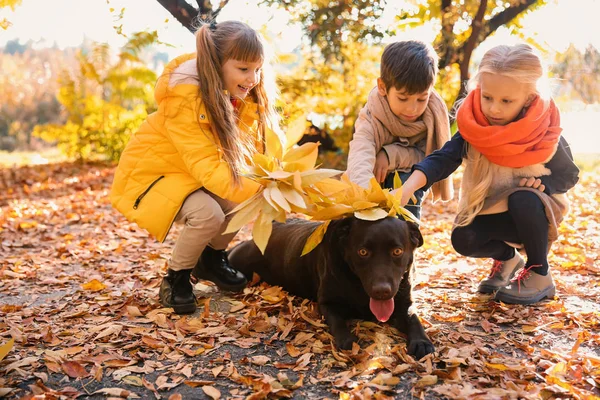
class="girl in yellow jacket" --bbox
[110,20,281,314]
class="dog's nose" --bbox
[371,282,393,300]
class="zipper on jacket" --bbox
[133,176,165,210]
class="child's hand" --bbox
[518,177,545,192]
[374,150,390,183]
[399,189,414,207]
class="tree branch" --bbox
[438,0,457,69]
[460,0,487,79]
[156,0,199,33]
[485,0,538,38]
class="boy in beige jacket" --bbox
[347,40,453,218]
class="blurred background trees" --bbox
[1,0,599,165]
[32,32,159,161]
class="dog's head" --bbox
[334,216,423,322]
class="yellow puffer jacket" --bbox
[110,53,273,242]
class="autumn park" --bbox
[0,0,599,399]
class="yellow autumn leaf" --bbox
[263,185,280,210]
[397,207,420,224]
[252,153,274,173]
[269,185,292,212]
[280,185,307,209]
[302,221,330,256]
[82,279,106,292]
[300,169,343,186]
[355,208,389,221]
[292,171,303,192]
[310,204,355,220]
[283,142,319,172]
[265,128,283,161]
[223,196,264,234]
[311,178,350,196]
[485,362,525,371]
[352,201,379,210]
[284,117,308,149]
[1,18,11,30]
[393,170,403,190]
[0,338,14,362]
[268,170,293,180]
[253,210,273,254]
[274,207,287,223]
[366,178,388,203]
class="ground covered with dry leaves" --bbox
[0,161,599,400]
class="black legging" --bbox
[451,191,550,274]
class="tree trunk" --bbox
[443,0,539,111]
[453,0,487,108]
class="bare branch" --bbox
[460,0,487,78]
[486,0,538,38]
[438,0,457,69]
[155,0,199,33]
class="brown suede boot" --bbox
[494,266,555,305]
[477,251,524,294]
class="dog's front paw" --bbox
[335,332,358,350]
[407,339,435,360]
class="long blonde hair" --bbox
[455,44,548,227]
[195,20,279,185]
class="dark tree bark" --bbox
[437,0,540,108]
[155,0,229,33]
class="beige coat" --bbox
[347,87,453,202]
[459,146,568,244]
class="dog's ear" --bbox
[330,217,352,248]
[406,221,423,248]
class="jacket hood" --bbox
[154,53,197,105]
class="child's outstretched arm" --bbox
[347,109,380,188]
[398,132,466,206]
[380,144,425,173]
[400,170,427,207]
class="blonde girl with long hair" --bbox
[399,44,579,305]
[110,20,282,314]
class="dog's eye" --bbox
[358,248,369,257]
[392,248,404,257]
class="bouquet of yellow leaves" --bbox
[300,173,419,255]
[223,138,347,254]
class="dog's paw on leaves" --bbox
[335,333,359,350]
[407,339,435,360]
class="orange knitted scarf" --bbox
[457,88,562,168]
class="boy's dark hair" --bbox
[380,40,439,95]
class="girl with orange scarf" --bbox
[399,44,579,305]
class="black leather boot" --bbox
[191,246,247,292]
[159,269,196,314]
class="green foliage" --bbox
[277,40,380,160]
[263,0,548,108]
[34,32,159,161]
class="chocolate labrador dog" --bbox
[228,216,434,359]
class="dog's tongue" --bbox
[369,298,394,322]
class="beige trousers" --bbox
[168,189,238,271]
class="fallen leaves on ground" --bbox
[0,161,598,399]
